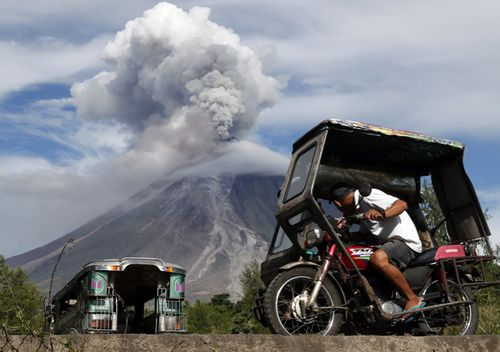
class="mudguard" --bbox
[278,261,347,304]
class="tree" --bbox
[186,294,235,333]
[231,259,269,334]
[420,178,449,244]
[208,293,234,333]
[0,255,44,335]
[186,300,213,333]
[186,260,269,334]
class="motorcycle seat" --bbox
[407,248,438,267]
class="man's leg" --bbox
[370,249,421,311]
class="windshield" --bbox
[270,227,293,254]
[284,145,316,202]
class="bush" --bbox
[186,259,269,334]
[0,255,44,335]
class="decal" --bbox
[349,248,373,257]
[88,272,107,296]
[169,274,185,299]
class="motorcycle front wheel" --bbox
[418,278,478,335]
[263,267,344,335]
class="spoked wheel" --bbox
[418,279,478,335]
[263,267,344,335]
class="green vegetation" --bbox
[186,259,268,334]
[0,255,44,335]
[475,246,500,335]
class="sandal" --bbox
[402,298,426,323]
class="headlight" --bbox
[297,224,324,250]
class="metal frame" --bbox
[438,255,500,291]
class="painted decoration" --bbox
[169,274,185,299]
[88,272,108,296]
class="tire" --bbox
[263,266,344,335]
[418,278,479,335]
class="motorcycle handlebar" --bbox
[346,214,366,220]
[332,214,366,224]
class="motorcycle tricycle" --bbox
[253,119,499,335]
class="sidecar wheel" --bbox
[263,267,344,335]
[418,279,478,335]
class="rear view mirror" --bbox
[358,182,372,197]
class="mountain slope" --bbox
[8,174,283,300]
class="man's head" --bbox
[330,182,355,215]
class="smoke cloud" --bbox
[72,2,282,158]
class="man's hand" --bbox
[336,217,348,230]
[365,208,384,220]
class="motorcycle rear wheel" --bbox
[263,267,344,335]
[418,279,478,335]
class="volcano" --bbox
[7,173,283,301]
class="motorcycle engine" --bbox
[380,301,403,315]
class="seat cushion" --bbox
[407,248,438,267]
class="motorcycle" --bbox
[259,196,487,335]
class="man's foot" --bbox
[404,296,422,311]
[402,297,426,322]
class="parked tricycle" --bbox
[254,119,498,336]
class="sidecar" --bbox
[254,119,498,328]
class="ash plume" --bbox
[72,2,282,158]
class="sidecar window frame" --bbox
[283,144,317,203]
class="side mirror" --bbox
[358,182,372,197]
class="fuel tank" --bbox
[339,245,375,270]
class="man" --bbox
[331,183,425,316]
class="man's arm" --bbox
[365,199,408,220]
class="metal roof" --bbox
[52,257,185,302]
[294,119,464,151]
[293,119,465,174]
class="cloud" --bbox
[169,139,288,179]
[246,0,500,138]
[0,156,130,257]
[0,36,110,99]
[0,156,54,176]
[74,122,133,156]
[0,1,162,43]
[0,139,288,257]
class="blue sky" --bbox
[1,0,499,257]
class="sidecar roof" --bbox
[293,119,464,175]
[284,118,491,243]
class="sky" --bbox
[1,0,499,257]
